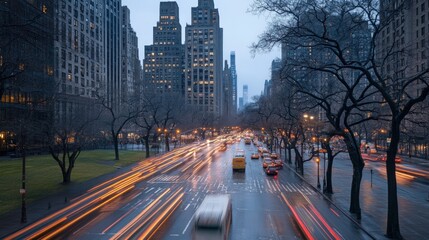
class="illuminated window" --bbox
[42,4,48,14]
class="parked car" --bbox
[377,154,402,163]
[265,165,278,175]
[270,153,279,159]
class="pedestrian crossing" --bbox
[148,175,181,183]
[147,174,314,195]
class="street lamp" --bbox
[315,156,321,189]
[176,129,181,146]
[320,146,327,192]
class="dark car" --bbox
[265,165,278,175]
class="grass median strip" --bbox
[0,150,147,215]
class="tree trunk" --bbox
[288,147,292,164]
[325,144,334,194]
[385,121,402,239]
[63,168,72,184]
[165,134,170,152]
[144,135,150,158]
[343,134,365,219]
[113,134,119,160]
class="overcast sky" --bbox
[121,0,280,99]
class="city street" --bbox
[3,137,372,239]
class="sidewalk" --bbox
[290,151,429,239]
[0,160,140,238]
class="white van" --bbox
[192,194,232,240]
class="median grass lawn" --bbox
[0,150,146,215]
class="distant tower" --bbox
[239,97,244,111]
[222,60,233,118]
[243,85,248,106]
[143,2,184,96]
[185,0,223,116]
[230,51,237,114]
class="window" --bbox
[42,4,48,14]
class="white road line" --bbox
[182,217,194,235]
[184,203,191,211]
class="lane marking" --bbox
[182,217,193,235]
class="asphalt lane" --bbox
[155,140,372,239]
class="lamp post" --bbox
[176,129,181,146]
[315,156,321,189]
[320,146,327,192]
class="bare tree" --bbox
[134,94,162,158]
[153,93,184,151]
[46,103,101,184]
[252,0,429,237]
[98,96,141,161]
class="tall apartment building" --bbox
[270,58,282,95]
[185,0,223,116]
[264,80,272,96]
[0,0,54,154]
[222,60,233,118]
[230,51,237,114]
[379,0,427,97]
[143,1,184,96]
[122,6,142,102]
[243,84,248,106]
[104,0,122,110]
[378,0,429,155]
[53,0,105,123]
[54,0,133,120]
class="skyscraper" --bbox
[143,1,184,96]
[270,59,282,95]
[122,6,142,102]
[222,60,233,118]
[243,84,248,106]
[185,0,223,116]
[53,0,106,123]
[104,0,122,110]
[238,97,243,112]
[230,51,237,114]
